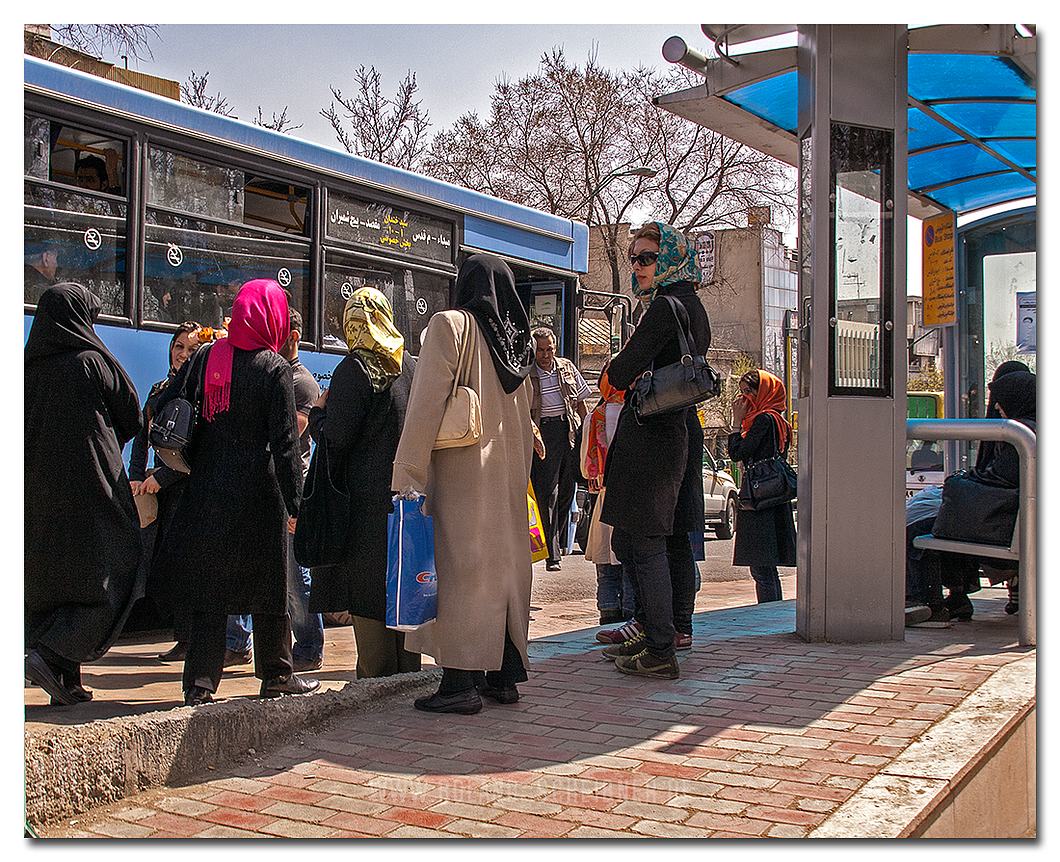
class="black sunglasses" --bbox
[629,251,659,267]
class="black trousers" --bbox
[183,611,292,693]
[531,417,576,563]
[439,630,528,693]
[611,529,676,659]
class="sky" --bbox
[127,25,701,149]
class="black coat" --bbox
[601,282,711,537]
[673,410,706,534]
[306,353,415,618]
[25,347,143,658]
[154,346,303,614]
[728,414,797,567]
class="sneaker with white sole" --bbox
[596,620,643,645]
[601,631,647,660]
[674,633,692,651]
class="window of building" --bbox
[24,114,128,315]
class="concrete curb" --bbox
[25,668,441,827]
[809,654,1036,838]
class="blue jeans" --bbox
[596,563,637,618]
[749,566,783,603]
[224,536,324,661]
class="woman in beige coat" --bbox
[391,254,536,715]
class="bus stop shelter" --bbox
[655,25,1037,644]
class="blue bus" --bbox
[24,56,589,452]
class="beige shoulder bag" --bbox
[433,311,483,450]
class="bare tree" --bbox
[48,24,160,62]
[181,70,235,116]
[321,66,430,171]
[425,49,796,294]
[254,106,303,134]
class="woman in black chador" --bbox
[153,279,318,705]
[25,283,143,705]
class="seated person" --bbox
[75,152,122,196]
[905,370,1035,624]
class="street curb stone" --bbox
[25,668,441,827]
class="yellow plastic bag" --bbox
[528,482,549,564]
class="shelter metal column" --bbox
[795,25,908,642]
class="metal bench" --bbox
[913,513,1020,562]
[906,419,1036,646]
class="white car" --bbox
[703,447,739,539]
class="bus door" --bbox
[574,287,634,387]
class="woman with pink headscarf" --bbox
[153,280,318,705]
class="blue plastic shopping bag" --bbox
[386,496,438,631]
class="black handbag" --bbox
[738,419,797,511]
[629,295,721,420]
[149,345,208,475]
[294,435,351,568]
[932,470,1019,547]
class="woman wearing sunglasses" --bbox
[598,222,711,680]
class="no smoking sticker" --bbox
[277,268,292,287]
[416,297,428,315]
[166,245,183,267]
[83,228,101,250]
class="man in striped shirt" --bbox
[529,327,592,571]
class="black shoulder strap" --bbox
[661,294,697,356]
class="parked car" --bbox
[703,447,739,540]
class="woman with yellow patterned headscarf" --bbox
[342,287,405,392]
[306,286,419,679]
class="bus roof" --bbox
[25,56,589,274]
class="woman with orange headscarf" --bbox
[580,368,637,626]
[728,369,796,603]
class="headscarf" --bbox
[342,286,405,392]
[630,221,702,305]
[453,254,534,394]
[975,360,1032,471]
[584,369,626,482]
[202,279,290,422]
[989,370,1036,423]
[740,369,792,453]
[25,282,138,397]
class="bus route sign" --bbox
[922,212,956,327]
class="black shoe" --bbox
[53,670,92,705]
[614,649,680,680]
[223,648,253,668]
[599,609,625,626]
[158,641,189,662]
[260,674,320,698]
[479,684,519,705]
[184,686,214,706]
[414,688,482,715]
[545,560,561,572]
[26,650,80,706]
[944,593,974,621]
[293,655,323,672]
[1006,577,1019,615]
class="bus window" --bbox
[322,250,450,353]
[24,114,128,315]
[144,147,311,329]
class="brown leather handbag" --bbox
[433,310,483,450]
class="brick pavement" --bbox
[38,584,1031,839]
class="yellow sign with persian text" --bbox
[922,213,956,326]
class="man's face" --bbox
[38,249,59,280]
[534,336,555,370]
[75,167,105,192]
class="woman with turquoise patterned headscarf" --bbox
[629,221,703,306]
[597,219,712,683]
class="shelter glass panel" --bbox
[829,122,893,395]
